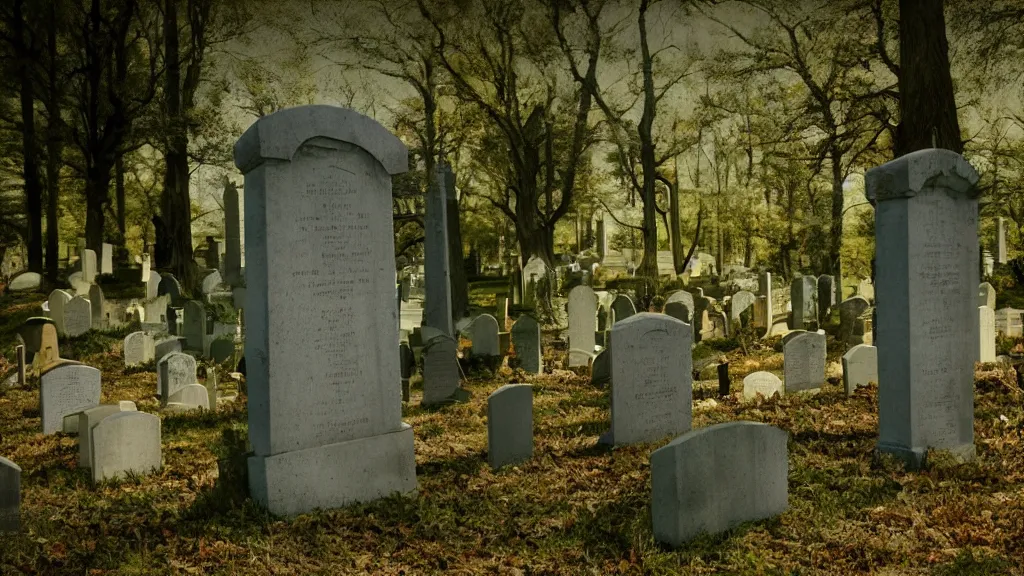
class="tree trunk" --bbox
[828,146,844,276]
[44,0,62,281]
[895,0,961,156]
[636,0,660,281]
[84,175,108,251]
[670,158,684,274]
[115,154,128,264]
[14,0,44,273]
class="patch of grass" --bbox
[932,549,1014,576]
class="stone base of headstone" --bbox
[875,442,975,470]
[247,423,417,517]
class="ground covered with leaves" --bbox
[2,291,1024,575]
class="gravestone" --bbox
[206,368,219,411]
[64,296,92,337]
[158,352,197,402]
[167,383,211,410]
[223,181,242,286]
[15,345,25,387]
[868,148,979,467]
[997,216,1007,264]
[758,272,774,328]
[39,364,101,434]
[78,404,135,468]
[693,295,712,341]
[399,343,414,402]
[487,384,533,469]
[663,301,691,326]
[511,315,542,374]
[0,457,20,532]
[100,243,113,274]
[790,275,817,329]
[591,347,611,386]
[602,313,692,445]
[783,331,826,393]
[234,104,416,515]
[183,300,207,351]
[209,337,235,364]
[35,322,61,370]
[610,294,636,324]
[143,293,170,330]
[123,331,154,366]
[422,334,464,406]
[817,275,835,324]
[8,272,41,291]
[154,338,182,365]
[140,254,150,284]
[424,164,454,338]
[978,282,996,309]
[729,291,756,325]
[48,289,72,335]
[468,314,501,357]
[842,344,878,396]
[90,411,162,484]
[650,421,788,547]
[88,284,106,330]
[81,249,97,284]
[743,371,784,400]
[201,271,222,295]
[158,274,182,307]
[567,285,597,367]
[147,270,161,300]
[978,305,996,363]
[665,290,695,318]
[838,296,871,347]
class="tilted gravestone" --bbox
[601,313,692,446]
[783,331,826,393]
[90,411,162,484]
[610,294,636,324]
[63,295,92,337]
[39,363,101,434]
[511,315,542,374]
[468,314,501,357]
[650,421,788,547]
[487,384,533,469]
[567,285,597,367]
[842,344,877,396]
[868,148,979,467]
[234,104,416,515]
[742,371,784,401]
[158,352,197,403]
[0,456,20,532]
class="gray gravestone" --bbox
[651,421,788,547]
[7,272,41,292]
[78,404,133,468]
[167,383,210,410]
[783,331,826,393]
[591,347,610,386]
[567,285,597,367]
[468,314,501,357]
[487,384,533,469]
[868,148,979,467]
[209,337,235,364]
[158,274,182,307]
[39,364,101,434]
[90,411,161,484]
[0,457,20,532]
[201,271,223,295]
[123,331,154,367]
[842,344,877,396]
[424,164,454,338]
[88,284,106,330]
[422,334,464,406]
[48,289,72,335]
[837,296,871,347]
[81,249,97,284]
[234,105,416,515]
[790,275,816,329]
[610,294,636,324]
[817,275,835,324]
[758,272,773,328]
[602,313,692,445]
[729,290,756,325]
[147,270,161,300]
[511,315,542,374]
[183,301,206,351]
[63,295,92,337]
[158,352,197,403]
[223,181,242,286]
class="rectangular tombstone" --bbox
[423,164,454,338]
[63,296,92,337]
[0,457,20,532]
[90,412,162,483]
[567,286,597,367]
[39,364,102,434]
[158,352,197,402]
[978,305,996,363]
[123,331,154,367]
[603,313,692,445]
[182,301,207,351]
[783,332,826,393]
[511,315,542,374]
[167,383,210,410]
[81,249,97,284]
[422,334,464,406]
[843,344,878,396]
[487,384,533,469]
[235,105,416,515]
[223,182,242,286]
[997,216,1007,264]
[651,422,788,547]
[101,243,113,274]
[79,404,134,468]
[790,276,816,329]
[867,149,979,467]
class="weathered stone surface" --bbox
[81,249,97,284]
[838,296,871,347]
[868,148,979,467]
[487,384,533,469]
[567,286,597,367]
[183,301,206,352]
[591,347,610,386]
[729,291,756,325]
[158,353,197,403]
[8,272,41,292]
[610,294,636,324]
[87,285,106,330]
[742,371,784,400]
[422,334,463,406]
[223,181,242,286]
[603,313,692,445]
[979,305,996,363]
[147,270,161,300]
[842,344,878,395]
[123,331,154,367]
[790,276,817,329]
[0,456,20,532]
[39,364,101,434]
[48,290,73,335]
[78,404,136,468]
[511,315,542,374]
[468,314,501,357]
[167,383,211,410]
[423,164,454,338]
[64,296,92,337]
[651,421,788,547]
[978,282,996,309]
[90,411,162,484]
[783,332,826,393]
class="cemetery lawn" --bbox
[2,295,1024,575]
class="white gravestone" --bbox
[468,314,501,357]
[783,331,826,393]
[167,383,211,410]
[39,364,101,434]
[78,404,137,468]
[123,331,154,367]
[8,272,41,291]
[978,305,996,363]
[48,290,73,335]
[868,148,979,467]
[234,105,416,516]
[842,344,878,396]
[88,284,106,330]
[201,271,223,295]
[743,371,784,401]
[487,384,533,469]
[0,457,20,532]
[90,411,162,484]
[511,315,542,374]
[567,285,597,367]
[100,243,113,274]
[978,282,996,310]
[158,352,197,402]
[602,313,692,446]
[63,296,92,337]
[147,270,161,300]
[650,421,788,547]
[729,290,756,325]
[81,249,97,284]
